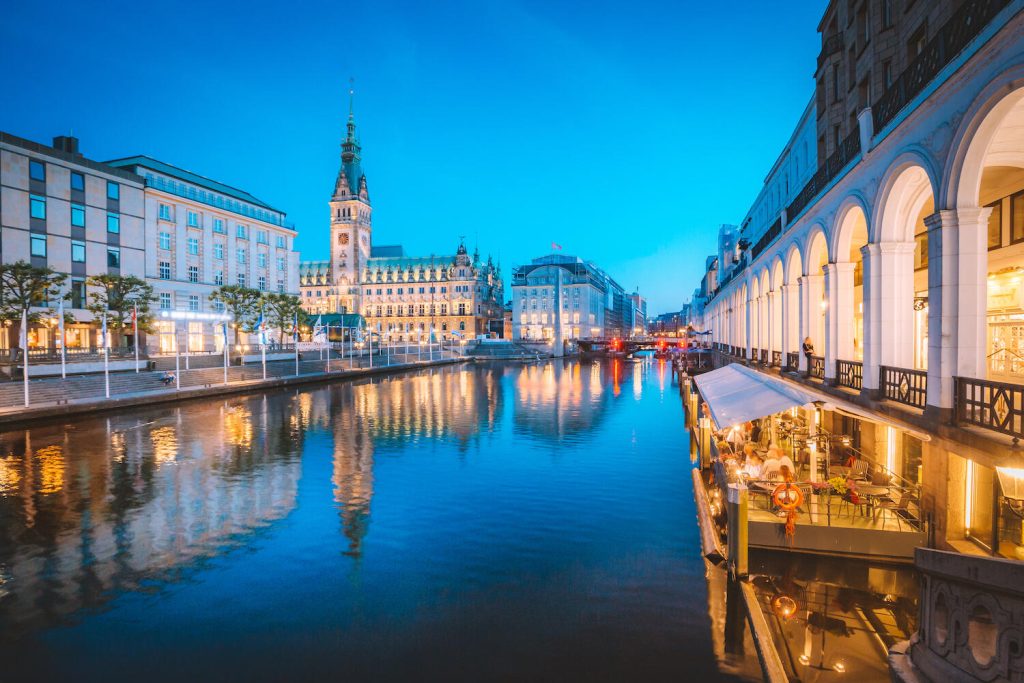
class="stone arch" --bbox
[784,243,803,285]
[830,200,870,363]
[873,151,939,244]
[831,193,871,261]
[804,225,829,277]
[782,246,803,356]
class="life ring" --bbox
[772,483,804,511]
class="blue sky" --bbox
[0,0,823,314]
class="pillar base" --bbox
[923,404,953,426]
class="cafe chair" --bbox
[874,491,912,531]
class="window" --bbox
[71,240,85,263]
[30,234,47,257]
[833,125,841,151]
[188,295,200,312]
[276,235,286,248]
[256,230,268,244]
[186,211,200,227]
[213,301,225,313]
[159,232,171,250]
[30,194,46,219]
[855,3,868,48]
[277,280,284,293]
[160,293,172,310]
[914,231,929,270]
[107,181,119,201]
[237,248,246,264]
[214,270,224,285]
[237,273,247,286]
[159,261,171,279]
[214,243,224,260]
[107,247,121,268]
[258,252,268,268]
[236,224,247,239]
[258,276,267,291]
[1012,191,1024,244]
[70,172,85,191]
[71,203,85,227]
[213,218,226,234]
[188,265,199,283]
[883,60,893,90]
[832,63,840,102]
[71,279,86,309]
[988,200,1002,250]
[277,257,285,272]
[159,204,172,220]
[908,23,928,61]
[29,160,45,181]
[107,213,120,234]
[187,237,199,255]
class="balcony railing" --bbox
[760,348,768,366]
[836,359,863,390]
[955,376,1024,442]
[787,128,861,220]
[816,33,844,68]
[809,355,825,380]
[772,351,782,367]
[880,365,928,410]
[786,352,799,371]
[872,0,1011,133]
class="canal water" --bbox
[0,359,758,682]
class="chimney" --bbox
[52,135,80,156]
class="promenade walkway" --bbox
[0,348,462,425]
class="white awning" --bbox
[693,363,931,441]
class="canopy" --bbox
[693,363,931,441]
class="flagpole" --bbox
[326,324,331,373]
[294,313,299,377]
[21,308,29,408]
[133,302,140,373]
[175,330,181,390]
[58,298,66,379]
[102,311,110,399]
[222,323,229,386]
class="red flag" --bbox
[551,242,562,251]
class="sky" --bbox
[0,0,824,314]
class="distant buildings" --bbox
[299,101,504,340]
[510,254,638,341]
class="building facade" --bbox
[300,104,504,339]
[510,254,631,341]
[693,0,1024,557]
[0,133,146,352]
[105,156,300,353]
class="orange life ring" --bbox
[772,483,804,511]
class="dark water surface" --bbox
[0,359,748,682]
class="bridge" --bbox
[577,337,710,356]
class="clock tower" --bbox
[330,89,372,314]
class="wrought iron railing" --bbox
[786,352,799,371]
[751,216,783,260]
[880,365,928,410]
[816,33,844,69]
[872,0,1011,133]
[809,355,825,380]
[954,376,1024,442]
[760,348,768,365]
[786,128,861,221]
[772,351,782,367]
[836,359,863,390]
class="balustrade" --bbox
[786,352,799,371]
[880,365,928,410]
[771,351,782,367]
[809,355,825,380]
[954,376,1024,442]
[759,348,768,366]
[836,359,863,390]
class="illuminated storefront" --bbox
[987,267,1024,381]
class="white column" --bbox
[925,208,990,412]
[780,285,792,362]
[744,295,753,360]
[768,290,778,355]
[824,262,855,380]
[862,244,880,391]
[798,276,810,372]
[877,241,917,369]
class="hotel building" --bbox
[0,133,146,353]
[106,156,300,353]
[510,254,630,342]
[688,0,1024,562]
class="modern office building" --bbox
[105,156,300,353]
[0,133,146,353]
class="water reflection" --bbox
[0,359,745,682]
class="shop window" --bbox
[1012,191,1024,244]
[966,459,996,552]
[988,200,1003,250]
[914,231,928,270]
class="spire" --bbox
[333,78,368,202]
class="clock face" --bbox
[339,233,350,245]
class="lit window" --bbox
[30,234,47,257]
[29,194,46,219]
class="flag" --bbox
[255,311,267,345]
[57,298,65,348]
[292,313,299,342]
[101,312,109,349]
[19,309,28,350]
[313,315,324,343]
[551,242,562,251]
[132,302,138,343]
[221,321,229,346]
